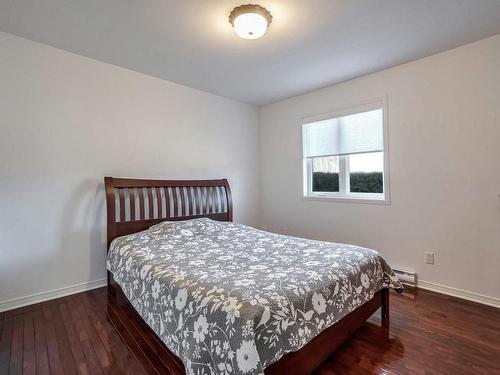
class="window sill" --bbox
[303,194,391,205]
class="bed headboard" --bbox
[104,177,232,249]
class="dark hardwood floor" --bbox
[1,287,499,375]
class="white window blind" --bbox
[303,108,384,158]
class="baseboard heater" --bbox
[393,269,417,288]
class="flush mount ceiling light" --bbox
[229,4,272,40]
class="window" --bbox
[302,100,389,203]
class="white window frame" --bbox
[302,97,390,205]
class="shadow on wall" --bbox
[58,178,107,287]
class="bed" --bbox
[104,177,402,375]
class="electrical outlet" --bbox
[425,251,435,265]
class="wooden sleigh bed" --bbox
[104,177,390,375]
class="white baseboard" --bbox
[418,280,500,309]
[0,278,107,313]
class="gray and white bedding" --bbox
[107,218,402,375]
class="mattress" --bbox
[107,218,402,375]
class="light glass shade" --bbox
[229,5,272,40]
[233,13,268,39]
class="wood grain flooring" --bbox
[1,287,499,375]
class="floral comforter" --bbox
[107,218,402,375]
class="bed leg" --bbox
[381,288,389,339]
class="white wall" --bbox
[2,30,500,311]
[0,32,260,310]
[259,35,500,303]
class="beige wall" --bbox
[259,35,500,304]
[0,32,260,310]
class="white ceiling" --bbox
[1,0,500,105]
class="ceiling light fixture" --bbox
[229,4,272,40]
